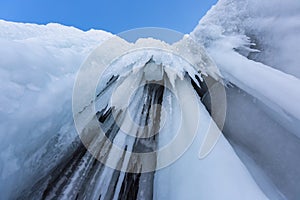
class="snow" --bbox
[70,30,268,199]
[0,20,111,199]
[192,0,300,78]
[191,0,300,199]
[1,0,300,199]
[154,77,268,200]
[210,46,300,137]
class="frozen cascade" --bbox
[4,33,267,200]
[1,0,300,198]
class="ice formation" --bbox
[1,0,300,199]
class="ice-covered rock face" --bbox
[191,1,300,199]
[0,21,229,199]
[72,35,211,173]
[70,34,270,200]
[0,20,112,199]
[1,0,300,198]
[0,20,278,200]
[192,0,300,78]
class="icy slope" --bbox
[72,36,268,200]
[0,20,111,199]
[192,0,300,78]
[1,0,300,198]
[0,19,268,200]
[191,0,300,199]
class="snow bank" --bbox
[0,20,111,199]
[191,1,300,199]
[192,0,300,78]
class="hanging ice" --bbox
[1,0,300,199]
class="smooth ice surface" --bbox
[191,0,300,199]
[154,78,268,200]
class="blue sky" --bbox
[0,0,217,34]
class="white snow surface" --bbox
[191,0,300,137]
[0,20,111,199]
[192,0,300,78]
[191,0,300,199]
[1,0,300,198]
[154,77,268,200]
